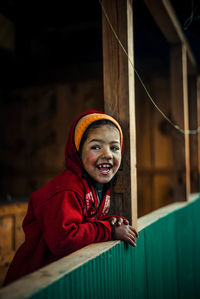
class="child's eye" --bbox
[111,146,120,151]
[91,145,100,150]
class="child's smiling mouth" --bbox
[96,163,113,175]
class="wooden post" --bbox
[188,75,199,193]
[102,0,137,227]
[197,76,200,191]
[170,44,190,201]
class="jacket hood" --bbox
[64,110,104,173]
[64,110,123,176]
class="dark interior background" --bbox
[0,0,199,200]
[0,0,200,88]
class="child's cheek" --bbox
[115,153,122,166]
[86,151,97,164]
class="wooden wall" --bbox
[0,79,104,197]
[0,202,27,286]
[136,75,174,216]
[135,68,199,218]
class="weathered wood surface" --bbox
[135,75,174,216]
[188,76,199,192]
[0,81,104,198]
[0,202,27,286]
[170,44,190,201]
[197,76,200,185]
[102,0,137,227]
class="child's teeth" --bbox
[97,164,112,169]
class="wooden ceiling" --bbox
[0,0,199,87]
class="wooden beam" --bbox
[197,76,200,188]
[170,44,190,201]
[144,0,197,74]
[102,0,137,227]
[0,202,27,217]
[188,76,199,192]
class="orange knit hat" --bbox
[74,113,123,151]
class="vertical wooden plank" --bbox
[127,0,137,228]
[197,76,200,190]
[0,216,14,287]
[153,175,174,209]
[136,79,153,217]
[150,76,174,210]
[170,44,190,201]
[137,175,153,216]
[0,216,13,254]
[15,214,25,250]
[188,76,199,192]
[0,203,27,286]
[102,0,137,226]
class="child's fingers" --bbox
[110,217,117,225]
[129,226,139,238]
[123,219,129,225]
[128,230,137,243]
[125,234,137,247]
[116,217,123,226]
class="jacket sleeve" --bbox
[35,191,112,257]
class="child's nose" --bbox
[101,147,112,159]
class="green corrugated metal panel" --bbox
[132,230,148,299]
[29,232,147,299]
[161,215,179,299]
[145,214,178,299]
[175,203,195,299]
[192,199,200,298]
[29,197,200,299]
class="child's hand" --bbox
[114,223,139,247]
[110,217,129,226]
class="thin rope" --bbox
[100,0,200,135]
[184,0,200,30]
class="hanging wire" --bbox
[184,0,200,30]
[99,0,200,135]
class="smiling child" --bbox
[4,110,138,285]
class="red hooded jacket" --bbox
[4,110,122,285]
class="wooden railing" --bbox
[0,194,199,299]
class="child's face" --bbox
[81,125,121,184]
